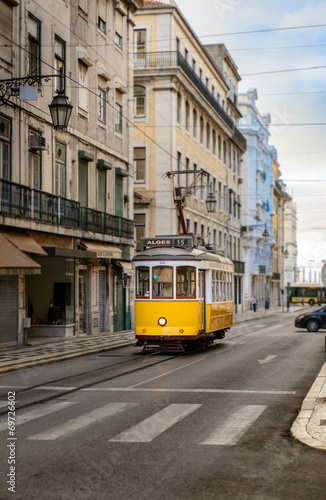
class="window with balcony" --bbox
[97,168,106,212]
[0,115,10,181]
[55,142,66,197]
[135,29,146,64]
[28,14,41,76]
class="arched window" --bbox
[193,108,197,138]
[218,134,222,160]
[206,122,210,150]
[212,129,216,156]
[185,100,190,132]
[200,116,204,144]
[223,140,227,164]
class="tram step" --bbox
[143,341,185,353]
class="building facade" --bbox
[0,0,141,346]
[238,89,276,311]
[133,0,246,312]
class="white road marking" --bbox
[129,358,205,388]
[200,405,267,446]
[37,386,78,391]
[82,387,296,395]
[28,402,137,441]
[0,401,75,432]
[109,403,201,443]
[258,355,278,365]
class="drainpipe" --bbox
[19,0,24,185]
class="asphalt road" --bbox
[0,313,326,500]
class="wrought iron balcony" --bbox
[0,179,134,240]
[134,51,246,150]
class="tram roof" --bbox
[132,246,233,266]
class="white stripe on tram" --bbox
[200,405,267,446]
[28,402,137,441]
[109,403,202,443]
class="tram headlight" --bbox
[158,317,167,327]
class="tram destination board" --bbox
[141,236,193,252]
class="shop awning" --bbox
[80,241,122,259]
[2,231,47,255]
[117,261,133,275]
[0,234,41,275]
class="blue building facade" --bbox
[238,89,276,311]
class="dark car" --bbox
[295,306,326,332]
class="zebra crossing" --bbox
[0,399,268,446]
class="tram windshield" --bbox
[153,266,173,298]
[136,266,150,298]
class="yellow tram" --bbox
[133,236,234,352]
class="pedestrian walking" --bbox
[251,295,257,312]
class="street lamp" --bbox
[205,183,217,213]
[0,72,73,130]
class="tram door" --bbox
[198,271,205,331]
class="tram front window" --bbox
[177,266,195,298]
[136,266,149,298]
[153,266,173,298]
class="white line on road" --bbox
[0,401,75,432]
[200,405,267,446]
[129,358,205,388]
[28,402,137,441]
[109,403,201,443]
[258,355,278,365]
[82,387,296,395]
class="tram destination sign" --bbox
[141,236,193,252]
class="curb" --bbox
[291,362,326,451]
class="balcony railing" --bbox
[135,51,246,150]
[0,179,134,240]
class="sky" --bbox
[175,0,326,268]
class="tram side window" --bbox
[136,266,150,298]
[212,271,216,301]
[216,271,220,301]
[153,266,173,298]
[177,266,196,298]
[222,272,226,300]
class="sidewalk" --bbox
[0,304,324,451]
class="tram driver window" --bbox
[136,266,150,298]
[153,266,173,298]
[177,266,195,298]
